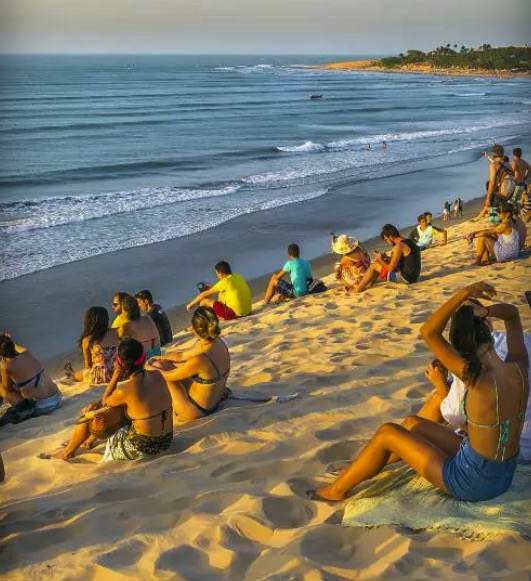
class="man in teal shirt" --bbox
[264,244,313,304]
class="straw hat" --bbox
[332,234,359,255]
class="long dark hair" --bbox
[0,334,17,358]
[79,306,109,349]
[498,200,516,223]
[116,338,145,377]
[192,306,220,341]
[449,305,493,385]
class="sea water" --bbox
[1,54,530,282]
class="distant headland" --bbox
[315,45,531,77]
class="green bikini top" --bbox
[461,363,526,461]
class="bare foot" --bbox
[325,463,349,477]
[39,448,75,461]
[307,485,346,502]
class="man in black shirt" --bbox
[135,290,173,346]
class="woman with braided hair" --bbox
[308,282,528,502]
[147,306,230,420]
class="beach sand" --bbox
[1,217,530,580]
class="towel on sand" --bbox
[342,464,531,540]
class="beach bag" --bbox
[307,278,327,294]
[85,402,128,439]
[496,163,516,199]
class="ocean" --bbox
[1,54,530,283]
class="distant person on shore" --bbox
[64,307,119,384]
[0,334,62,419]
[443,201,451,222]
[458,197,463,216]
[408,213,447,250]
[50,339,173,461]
[186,261,252,321]
[118,296,161,358]
[135,290,173,347]
[147,307,230,420]
[382,140,387,150]
[308,282,528,503]
[331,234,371,292]
[511,148,529,206]
[264,244,313,304]
[467,201,521,265]
[111,292,130,328]
[354,224,421,293]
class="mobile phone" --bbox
[197,282,210,293]
[525,291,531,310]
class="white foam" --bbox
[276,141,325,153]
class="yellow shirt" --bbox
[212,273,252,317]
[111,313,128,328]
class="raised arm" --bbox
[480,303,528,372]
[386,242,405,272]
[420,282,496,379]
[186,286,217,311]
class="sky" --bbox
[0,0,530,55]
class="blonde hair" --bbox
[192,307,220,341]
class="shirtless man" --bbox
[511,148,530,207]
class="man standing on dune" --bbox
[511,148,529,207]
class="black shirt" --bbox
[148,304,173,346]
[398,239,421,283]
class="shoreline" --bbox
[312,59,531,78]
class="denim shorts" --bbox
[276,279,295,298]
[442,438,517,502]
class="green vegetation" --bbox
[380,45,531,72]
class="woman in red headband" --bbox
[45,338,173,461]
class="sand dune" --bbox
[1,218,530,580]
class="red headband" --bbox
[116,352,146,369]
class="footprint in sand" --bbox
[261,495,315,529]
[97,539,146,569]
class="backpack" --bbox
[495,162,516,199]
[307,278,327,294]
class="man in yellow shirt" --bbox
[111,292,130,328]
[186,261,252,320]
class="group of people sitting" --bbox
[1,143,529,508]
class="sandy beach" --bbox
[1,214,530,579]
[314,59,531,78]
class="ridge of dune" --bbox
[1,217,530,580]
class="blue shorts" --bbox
[442,438,517,502]
[276,279,295,298]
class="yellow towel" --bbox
[342,463,531,540]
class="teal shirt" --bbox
[283,258,312,297]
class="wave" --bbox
[0,185,240,234]
[275,141,326,153]
[452,92,487,97]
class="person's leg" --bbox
[264,276,278,304]
[314,421,450,501]
[50,422,92,459]
[199,298,216,309]
[167,380,206,421]
[475,235,496,264]
[355,263,382,293]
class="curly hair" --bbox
[0,334,17,358]
[191,306,221,341]
[449,305,493,385]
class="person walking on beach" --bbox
[354,224,421,293]
[443,201,451,222]
[187,261,252,321]
[264,244,313,304]
[511,148,529,207]
[135,290,173,347]
[111,292,130,328]
[307,282,529,503]
[408,213,447,250]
